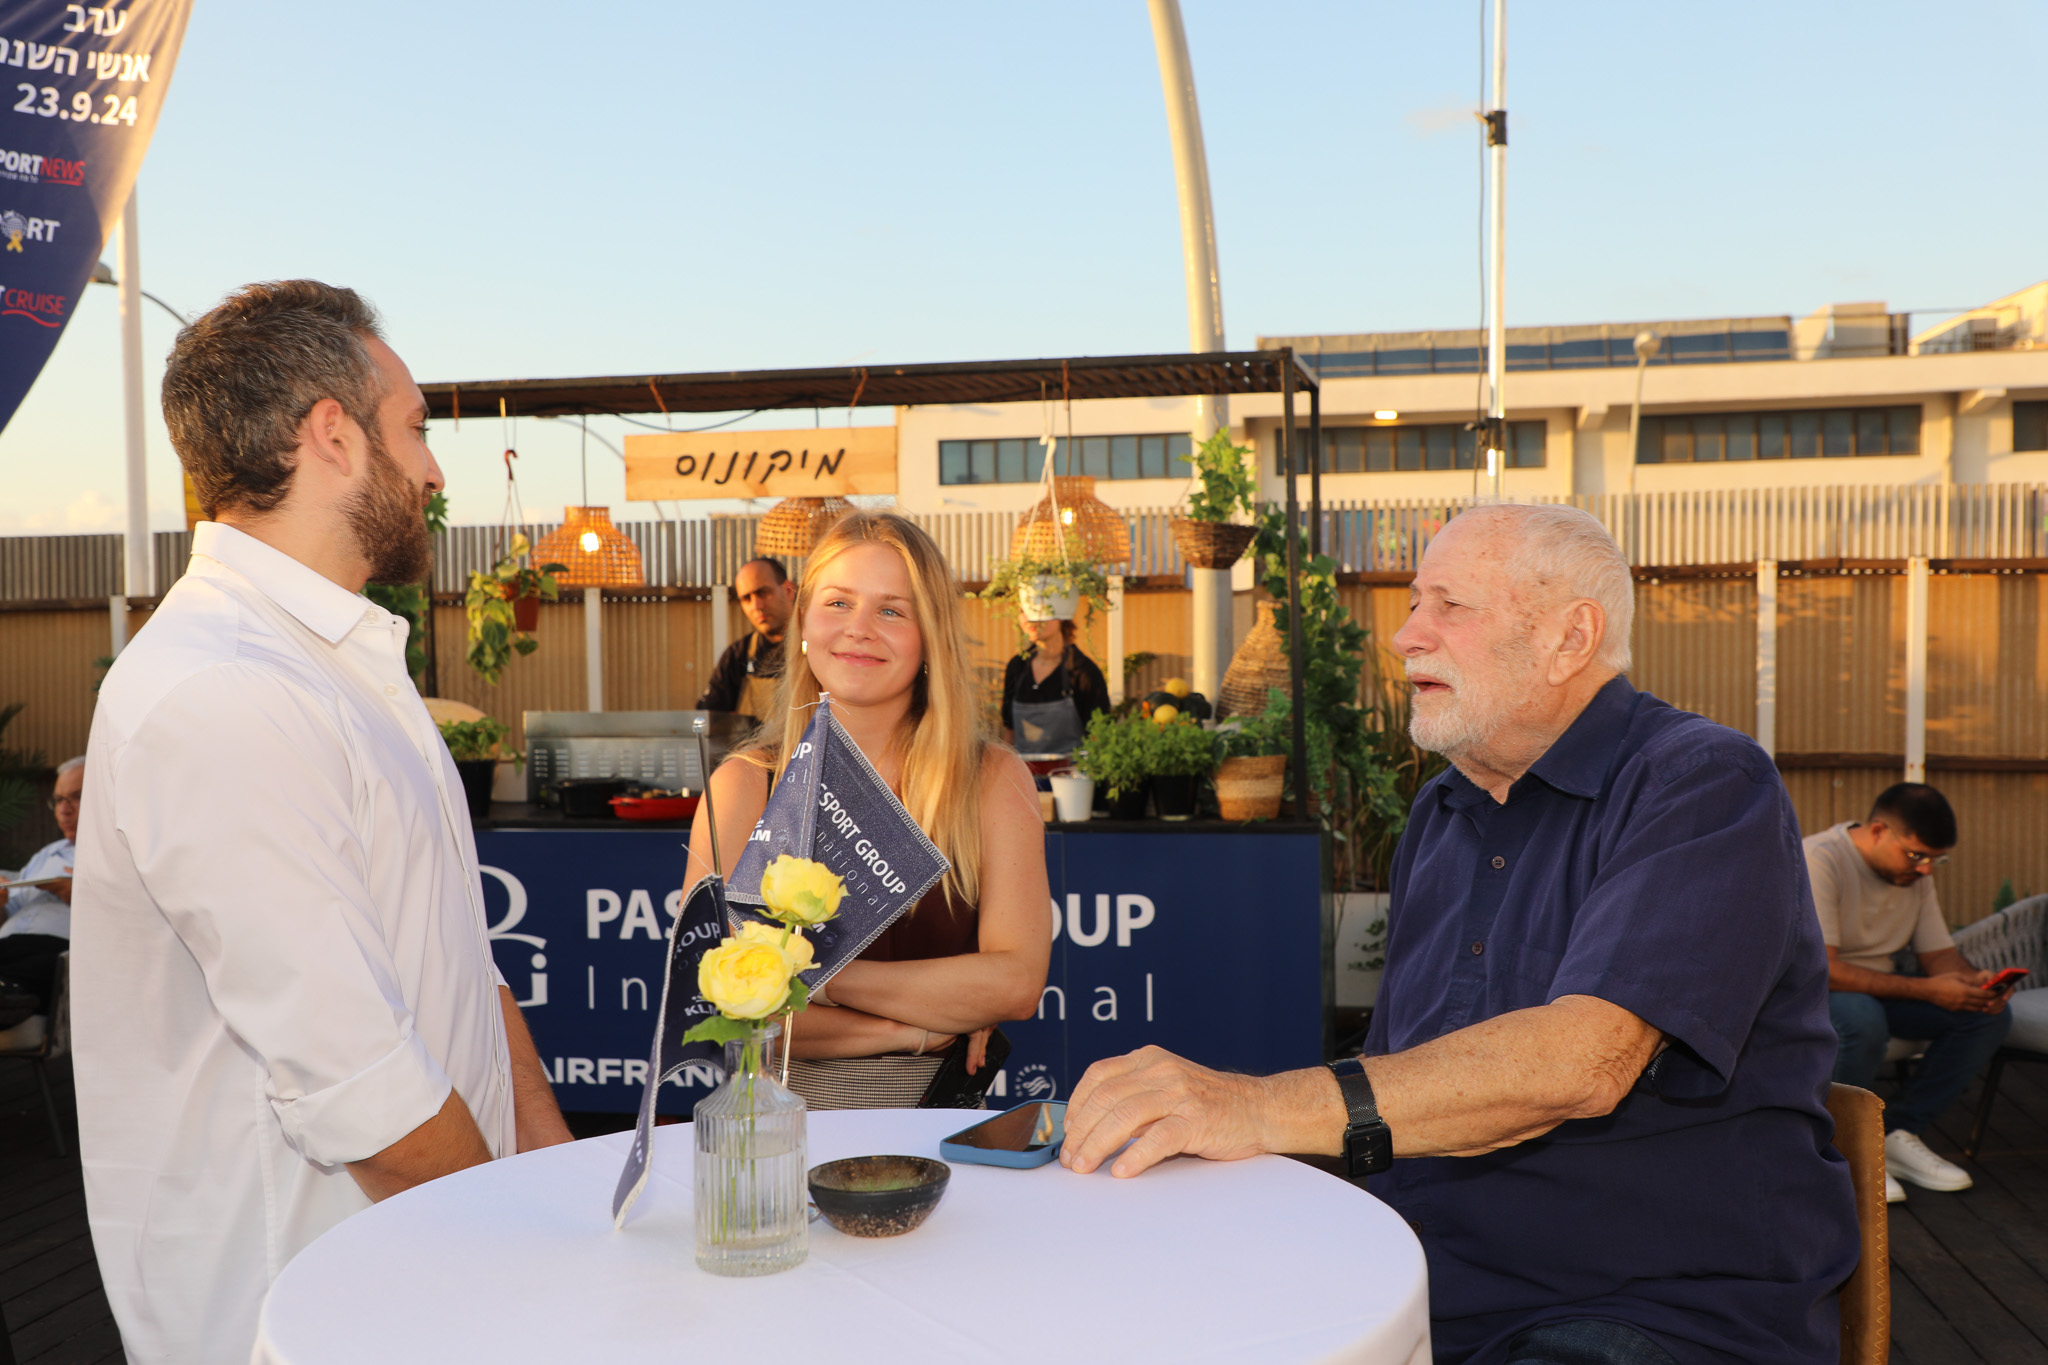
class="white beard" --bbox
[1406,649,1535,759]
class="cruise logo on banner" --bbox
[0,0,191,432]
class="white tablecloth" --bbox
[255,1109,1430,1365]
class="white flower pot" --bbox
[1049,773,1095,822]
[1019,575,1082,622]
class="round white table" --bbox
[255,1110,1430,1365]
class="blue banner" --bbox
[0,0,191,432]
[476,825,1325,1116]
[725,696,950,986]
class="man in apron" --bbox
[697,557,795,724]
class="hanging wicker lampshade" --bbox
[755,496,853,557]
[532,506,646,588]
[1009,476,1130,566]
[1218,600,1293,719]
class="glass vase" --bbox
[694,1020,809,1276]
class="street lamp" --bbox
[1627,330,1662,500]
[90,259,190,328]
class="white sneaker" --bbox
[1885,1173,1907,1204]
[1886,1128,1972,1192]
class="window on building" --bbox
[2016,401,2048,452]
[1637,406,1920,462]
[937,433,1192,485]
[1278,420,1544,474]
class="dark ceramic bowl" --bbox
[807,1155,950,1238]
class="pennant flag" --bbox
[726,695,950,987]
[0,0,194,434]
[611,872,731,1228]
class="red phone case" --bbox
[1988,967,2029,991]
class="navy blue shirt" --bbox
[1364,679,1857,1365]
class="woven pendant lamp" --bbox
[755,496,853,557]
[1009,475,1130,566]
[532,506,646,588]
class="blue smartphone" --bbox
[939,1101,1066,1169]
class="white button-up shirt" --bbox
[1,837,74,940]
[73,522,515,1365]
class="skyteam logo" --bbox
[1012,1063,1057,1101]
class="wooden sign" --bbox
[624,426,897,501]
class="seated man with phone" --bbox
[1806,782,2012,1202]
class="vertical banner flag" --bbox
[0,0,191,434]
[611,872,730,1227]
[726,695,949,987]
[611,695,949,1226]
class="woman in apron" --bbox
[1001,609,1110,758]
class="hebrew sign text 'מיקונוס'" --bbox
[623,426,896,501]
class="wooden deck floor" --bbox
[1,1053,2044,1363]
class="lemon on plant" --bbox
[1152,704,1180,725]
[1163,677,1191,698]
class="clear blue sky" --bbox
[3,0,2041,533]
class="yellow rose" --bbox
[735,919,816,978]
[697,935,793,1020]
[759,854,847,927]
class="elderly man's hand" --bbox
[1060,1045,1314,1178]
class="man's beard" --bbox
[347,428,433,585]
[1406,643,1536,760]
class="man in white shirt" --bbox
[72,280,572,1364]
[0,755,83,1025]
[1806,782,2010,1202]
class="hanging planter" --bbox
[465,534,565,685]
[1171,520,1258,569]
[1018,575,1082,623]
[1171,430,1261,570]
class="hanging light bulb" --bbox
[1061,507,1076,526]
[579,530,602,553]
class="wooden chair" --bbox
[0,953,70,1156]
[1826,1082,1889,1365]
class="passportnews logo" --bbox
[0,149,85,187]
[1,286,69,328]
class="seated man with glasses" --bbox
[0,756,84,1032]
[1808,781,2009,1202]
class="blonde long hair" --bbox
[741,511,988,906]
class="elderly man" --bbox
[697,555,795,722]
[73,280,571,1364]
[1062,504,1856,1365]
[0,755,84,1028]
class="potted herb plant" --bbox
[1146,711,1219,822]
[980,530,1112,640]
[438,715,513,820]
[465,534,565,684]
[1214,702,1291,822]
[1073,709,1153,820]
[1170,430,1260,569]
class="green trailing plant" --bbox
[366,492,449,691]
[1122,650,1158,679]
[437,716,513,764]
[1073,709,1153,800]
[1244,507,1435,889]
[0,704,46,867]
[465,533,566,684]
[980,529,1112,645]
[1182,430,1259,525]
[1994,879,2019,915]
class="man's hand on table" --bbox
[1059,1046,1341,1179]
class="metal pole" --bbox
[1281,356,1309,822]
[584,586,604,713]
[1755,560,1777,755]
[1905,558,1928,783]
[1146,0,1228,437]
[116,191,152,598]
[1483,0,1507,500]
[1309,386,1323,559]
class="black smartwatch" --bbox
[1327,1057,1393,1179]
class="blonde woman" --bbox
[686,512,1052,1109]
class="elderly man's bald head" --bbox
[1435,504,1634,673]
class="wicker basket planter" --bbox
[1170,518,1257,570]
[1215,754,1286,822]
